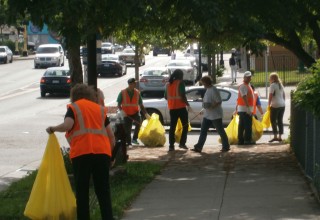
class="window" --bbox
[218,90,231,101]
[186,89,204,102]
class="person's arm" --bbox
[179,82,190,106]
[268,93,273,106]
[106,124,115,150]
[46,117,74,134]
[117,92,122,111]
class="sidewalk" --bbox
[120,67,320,220]
[122,143,320,220]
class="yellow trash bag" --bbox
[221,115,263,144]
[252,116,264,142]
[24,134,76,220]
[262,106,271,128]
[224,115,239,145]
[138,113,166,147]
[175,118,192,144]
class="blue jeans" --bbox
[195,117,230,150]
[238,112,252,144]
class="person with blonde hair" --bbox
[268,72,285,142]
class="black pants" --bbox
[238,112,252,144]
[124,112,141,145]
[270,106,285,135]
[72,154,113,220]
[169,107,189,146]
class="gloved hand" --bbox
[246,107,252,115]
[145,113,151,120]
[119,110,126,118]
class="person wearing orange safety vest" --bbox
[251,84,264,119]
[46,84,115,220]
[164,69,191,152]
[117,78,150,146]
[237,71,255,145]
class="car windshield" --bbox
[123,49,134,53]
[45,69,70,76]
[102,43,112,47]
[168,61,191,67]
[37,47,59,53]
[102,55,118,61]
[0,48,5,52]
[143,69,168,76]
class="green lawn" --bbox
[0,162,163,220]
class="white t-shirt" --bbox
[238,83,254,112]
[203,86,223,120]
[269,83,285,108]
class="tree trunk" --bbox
[212,54,217,84]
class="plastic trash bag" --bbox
[262,106,271,128]
[224,115,239,145]
[138,113,166,147]
[24,134,76,220]
[221,115,263,144]
[175,118,192,144]
[252,116,264,142]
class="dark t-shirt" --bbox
[65,107,110,127]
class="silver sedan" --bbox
[143,86,268,126]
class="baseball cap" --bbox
[127,78,137,84]
[244,71,252,77]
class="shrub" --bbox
[292,59,320,118]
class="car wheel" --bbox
[123,66,127,75]
[4,57,8,64]
[41,91,46,97]
[145,109,164,124]
[34,64,38,69]
[61,58,64,66]
[10,56,13,63]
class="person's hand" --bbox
[145,113,151,120]
[246,107,252,115]
[187,106,192,112]
[233,110,238,116]
[46,126,54,134]
[119,110,126,118]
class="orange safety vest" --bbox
[167,80,187,110]
[237,83,254,107]
[252,92,259,115]
[65,99,111,158]
[121,88,140,115]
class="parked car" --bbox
[119,48,145,66]
[34,44,65,68]
[98,54,127,77]
[143,86,268,126]
[184,48,208,70]
[153,46,171,56]
[0,46,13,64]
[113,43,124,52]
[166,59,198,85]
[101,42,114,54]
[139,67,170,97]
[40,67,71,97]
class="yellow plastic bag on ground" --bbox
[24,134,76,220]
[138,113,166,146]
[262,106,271,128]
[175,118,192,144]
[224,115,239,145]
[252,116,264,142]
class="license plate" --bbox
[52,80,59,83]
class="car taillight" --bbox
[140,77,148,83]
[40,77,45,83]
[67,79,71,84]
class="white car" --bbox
[166,59,198,85]
[143,86,268,126]
[139,67,169,97]
[0,46,13,64]
[34,44,65,68]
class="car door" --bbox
[186,88,205,126]
[218,89,235,124]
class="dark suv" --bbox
[153,46,170,56]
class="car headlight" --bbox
[35,57,40,60]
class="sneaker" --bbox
[168,145,175,152]
[132,139,139,145]
[220,148,230,152]
[191,148,202,153]
[179,145,188,150]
